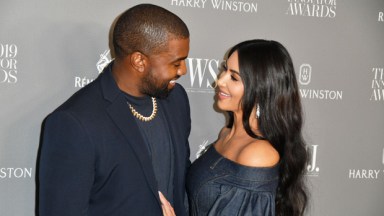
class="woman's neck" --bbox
[231,110,261,138]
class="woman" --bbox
[186,40,308,216]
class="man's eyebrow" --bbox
[173,56,188,62]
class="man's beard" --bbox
[140,74,171,99]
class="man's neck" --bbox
[112,59,143,97]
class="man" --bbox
[38,4,191,216]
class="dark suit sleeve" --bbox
[39,111,95,216]
[176,84,191,169]
[182,87,192,170]
[181,86,192,214]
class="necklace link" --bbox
[128,97,157,122]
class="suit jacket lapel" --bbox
[100,63,160,203]
[159,99,182,178]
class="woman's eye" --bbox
[230,75,237,81]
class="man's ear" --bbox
[130,52,147,73]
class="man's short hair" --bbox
[113,4,189,58]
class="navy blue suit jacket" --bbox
[38,63,191,216]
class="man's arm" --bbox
[38,111,95,215]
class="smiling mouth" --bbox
[218,91,230,97]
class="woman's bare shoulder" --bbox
[237,139,280,168]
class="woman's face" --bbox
[216,51,244,113]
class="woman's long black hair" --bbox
[226,39,308,216]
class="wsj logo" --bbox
[185,58,219,93]
[370,67,384,101]
[299,64,311,85]
[0,44,18,84]
[306,145,320,177]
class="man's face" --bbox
[140,38,190,98]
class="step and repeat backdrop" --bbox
[1,0,383,215]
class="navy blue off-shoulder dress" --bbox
[187,145,279,216]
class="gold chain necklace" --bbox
[127,97,157,122]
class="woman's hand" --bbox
[159,191,176,216]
